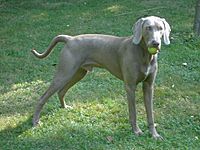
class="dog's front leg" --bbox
[143,78,163,140]
[125,84,143,136]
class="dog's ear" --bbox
[162,18,171,45]
[132,18,144,45]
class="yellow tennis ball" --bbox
[148,47,158,54]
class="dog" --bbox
[31,16,171,140]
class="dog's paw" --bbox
[61,104,73,109]
[152,133,164,140]
[32,119,40,127]
[133,127,143,136]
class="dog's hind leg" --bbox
[33,58,81,126]
[58,68,87,108]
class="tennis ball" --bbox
[148,47,158,54]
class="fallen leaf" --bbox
[106,136,114,143]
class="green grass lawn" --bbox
[0,0,199,149]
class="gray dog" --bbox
[32,16,171,140]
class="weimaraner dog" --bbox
[32,16,171,139]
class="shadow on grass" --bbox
[0,116,33,149]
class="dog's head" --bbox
[132,16,171,53]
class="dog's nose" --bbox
[152,40,159,47]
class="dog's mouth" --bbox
[148,47,160,55]
[146,40,161,55]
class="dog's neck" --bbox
[139,38,148,51]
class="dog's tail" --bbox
[31,35,72,59]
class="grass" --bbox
[0,0,199,149]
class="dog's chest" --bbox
[138,56,157,81]
[142,65,150,75]
[141,64,152,78]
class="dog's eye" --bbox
[158,26,163,30]
[146,26,152,31]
